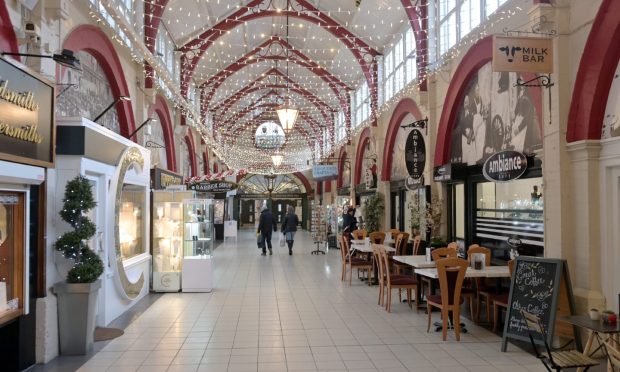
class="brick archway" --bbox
[149,94,177,172]
[184,132,198,177]
[567,0,620,142]
[354,127,371,185]
[337,147,348,188]
[0,1,18,58]
[381,98,423,181]
[61,25,136,138]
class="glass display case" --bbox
[119,184,146,260]
[151,190,193,292]
[182,198,214,292]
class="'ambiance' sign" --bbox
[483,150,528,182]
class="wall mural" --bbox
[391,113,416,180]
[179,139,191,178]
[146,117,168,170]
[362,138,377,190]
[450,63,542,165]
[56,51,120,133]
[602,61,620,139]
[342,155,351,188]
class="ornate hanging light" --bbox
[271,152,284,167]
[277,3,298,134]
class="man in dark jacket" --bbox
[258,205,277,255]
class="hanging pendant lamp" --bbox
[271,152,284,167]
[277,4,298,134]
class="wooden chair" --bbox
[377,245,418,313]
[369,231,386,245]
[351,229,367,240]
[491,260,515,332]
[521,309,598,371]
[388,229,400,239]
[372,245,385,306]
[467,245,493,322]
[338,235,372,286]
[393,233,411,275]
[426,258,468,341]
[412,235,422,255]
[420,247,458,301]
[447,242,458,250]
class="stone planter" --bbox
[53,279,101,355]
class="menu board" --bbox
[501,257,578,351]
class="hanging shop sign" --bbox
[189,180,238,193]
[151,167,184,190]
[405,129,426,180]
[0,57,55,167]
[493,36,554,74]
[482,150,528,182]
[312,164,338,181]
[433,164,453,182]
[405,175,424,191]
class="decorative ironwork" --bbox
[401,117,429,135]
[145,141,165,149]
[515,75,554,88]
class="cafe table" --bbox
[392,255,436,308]
[350,243,395,284]
[559,315,620,372]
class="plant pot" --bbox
[53,279,101,355]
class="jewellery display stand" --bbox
[151,190,193,292]
[182,199,214,292]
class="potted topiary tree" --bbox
[363,193,385,233]
[425,194,447,248]
[53,176,104,355]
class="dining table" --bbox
[559,315,620,372]
[350,242,395,284]
[392,255,436,308]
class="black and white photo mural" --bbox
[391,113,417,180]
[602,61,620,139]
[146,118,168,170]
[56,51,120,133]
[363,138,378,190]
[450,63,542,165]
[179,139,192,178]
[342,159,351,188]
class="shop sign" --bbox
[312,164,338,181]
[151,167,183,190]
[0,57,55,167]
[405,129,426,180]
[405,176,424,191]
[493,36,554,74]
[189,180,238,193]
[483,150,528,182]
[433,164,452,182]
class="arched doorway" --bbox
[236,174,308,229]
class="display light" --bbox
[93,96,131,123]
[2,49,81,70]
[127,118,157,139]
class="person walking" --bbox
[281,205,299,255]
[258,205,277,255]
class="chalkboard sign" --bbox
[502,257,579,351]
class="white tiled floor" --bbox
[78,229,546,372]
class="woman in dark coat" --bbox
[281,205,299,255]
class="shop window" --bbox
[0,192,24,320]
[475,177,543,258]
[119,184,145,260]
[453,183,465,239]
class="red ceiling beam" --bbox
[401,0,428,91]
[144,0,169,89]
[178,0,379,102]
[200,37,350,113]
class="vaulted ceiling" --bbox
[148,0,418,174]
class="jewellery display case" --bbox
[151,190,194,292]
[182,198,214,292]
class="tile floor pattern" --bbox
[78,230,548,372]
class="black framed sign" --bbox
[405,129,425,180]
[189,180,237,193]
[483,150,528,182]
[0,57,55,167]
[151,167,184,190]
[501,256,580,352]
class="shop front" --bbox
[434,56,544,262]
[0,56,54,370]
